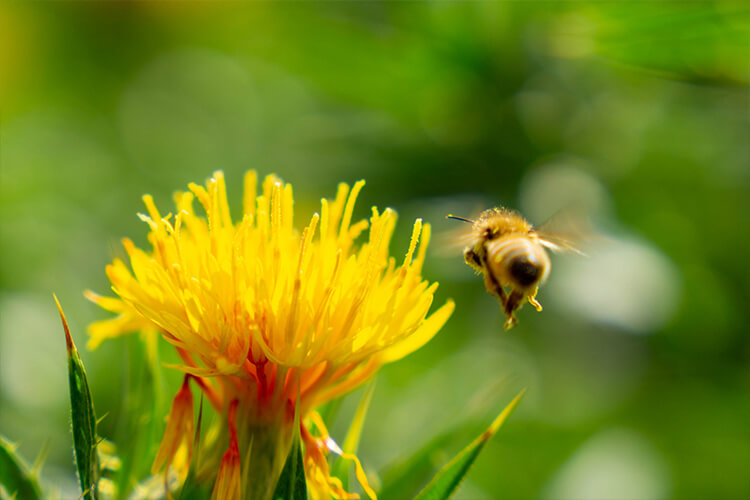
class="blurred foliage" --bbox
[1,1,749,499]
[0,435,41,500]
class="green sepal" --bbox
[0,435,42,500]
[413,390,525,500]
[272,432,306,500]
[55,295,100,500]
[272,398,306,500]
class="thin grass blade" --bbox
[332,381,376,489]
[113,333,164,497]
[378,430,460,499]
[55,295,100,500]
[413,389,525,500]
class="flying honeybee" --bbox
[447,207,582,329]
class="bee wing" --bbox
[434,220,477,257]
[534,208,592,256]
[537,232,587,255]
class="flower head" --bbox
[87,171,454,498]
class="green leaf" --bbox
[413,390,525,500]
[378,430,461,499]
[332,381,376,490]
[55,295,100,500]
[0,436,41,500]
[380,389,517,498]
[112,333,165,499]
[272,424,306,500]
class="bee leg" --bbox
[482,270,512,322]
[482,271,507,303]
[504,289,525,330]
[527,288,543,312]
[464,248,483,273]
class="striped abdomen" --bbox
[484,235,551,290]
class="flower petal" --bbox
[152,376,194,476]
[211,400,241,500]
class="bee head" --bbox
[484,227,499,240]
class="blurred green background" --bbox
[1,1,749,499]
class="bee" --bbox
[447,208,581,329]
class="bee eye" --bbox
[509,258,540,287]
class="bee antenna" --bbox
[446,214,474,224]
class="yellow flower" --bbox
[87,171,454,499]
